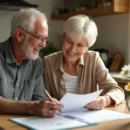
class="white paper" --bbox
[10,110,130,130]
[60,109,130,123]
[10,115,87,130]
[59,90,103,112]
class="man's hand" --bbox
[30,98,64,117]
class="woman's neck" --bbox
[63,59,78,76]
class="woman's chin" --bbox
[65,57,77,63]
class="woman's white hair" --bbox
[62,15,98,48]
[10,8,47,37]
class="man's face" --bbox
[20,39,39,60]
[21,18,48,60]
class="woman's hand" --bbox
[84,96,113,110]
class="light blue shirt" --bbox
[0,38,46,101]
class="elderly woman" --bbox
[43,15,124,110]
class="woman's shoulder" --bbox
[43,51,62,62]
[83,51,101,67]
[85,50,100,58]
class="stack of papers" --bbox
[9,90,130,130]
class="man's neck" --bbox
[10,38,26,64]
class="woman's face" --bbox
[62,34,88,63]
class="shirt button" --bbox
[15,97,18,100]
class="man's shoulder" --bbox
[0,41,6,51]
[0,38,11,53]
[0,40,9,60]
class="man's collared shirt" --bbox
[0,38,45,101]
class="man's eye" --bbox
[39,37,49,42]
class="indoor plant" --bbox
[120,64,130,111]
[125,82,130,111]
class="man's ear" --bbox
[15,28,24,42]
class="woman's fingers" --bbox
[85,96,105,110]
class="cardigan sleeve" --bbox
[95,53,125,105]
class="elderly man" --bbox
[0,8,63,117]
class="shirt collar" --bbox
[78,54,85,66]
[54,52,64,72]
[4,37,29,65]
[54,52,85,72]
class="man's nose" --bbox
[39,41,46,48]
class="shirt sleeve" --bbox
[95,52,125,105]
[32,58,46,100]
[43,57,53,96]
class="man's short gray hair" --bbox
[10,8,47,37]
[62,15,98,48]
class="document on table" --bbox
[9,91,102,130]
[9,90,130,130]
[59,89,103,112]
[9,110,130,130]
[59,89,130,123]
[59,109,130,123]
[9,115,95,130]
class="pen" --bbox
[44,89,55,103]
[44,89,62,113]
[97,85,99,91]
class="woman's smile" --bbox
[67,51,76,56]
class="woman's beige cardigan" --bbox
[43,51,124,105]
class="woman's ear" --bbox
[15,28,24,42]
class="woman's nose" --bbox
[70,45,76,53]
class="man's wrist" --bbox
[27,101,38,115]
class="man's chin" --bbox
[32,56,39,60]
[28,54,39,60]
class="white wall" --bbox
[92,14,129,63]
[26,0,64,49]
[0,0,64,48]
[0,11,15,41]
[0,0,129,63]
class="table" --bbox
[110,72,130,98]
[0,102,130,130]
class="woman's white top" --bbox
[63,72,79,94]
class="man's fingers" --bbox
[53,98,59,104]
[47,102,64,109]
[39,99,64,117]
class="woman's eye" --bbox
[78,44,83,47]
[66,40,72,43]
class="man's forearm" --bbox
[0,97,35,115]
[0,97,64,117]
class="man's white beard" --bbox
[21,41,39,60]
